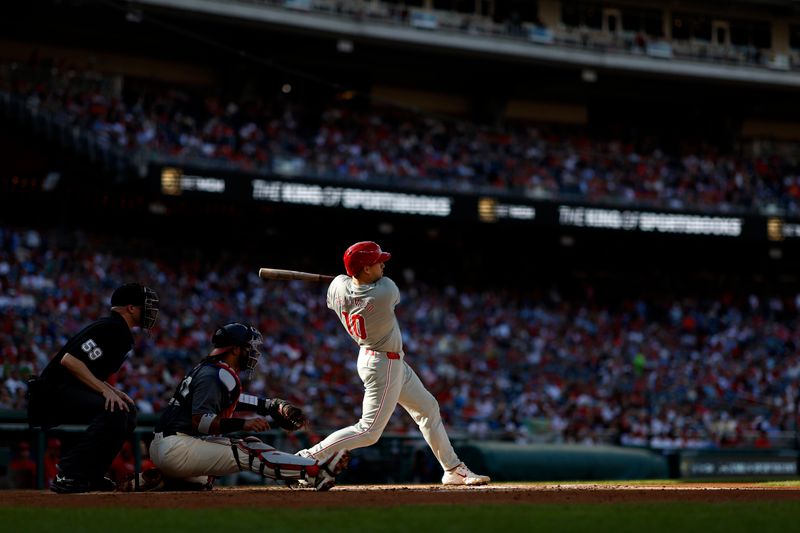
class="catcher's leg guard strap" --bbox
[230,437,320,482]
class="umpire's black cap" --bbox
[111,283,146,306]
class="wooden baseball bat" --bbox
[258,268,335,283]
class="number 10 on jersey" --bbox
[342,312,367,339]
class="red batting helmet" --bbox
[343,241,391,277]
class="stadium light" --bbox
[337,39,354,53]
[581,69,598,83]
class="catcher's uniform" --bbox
[150,359,321,486]
[299,275,462,472]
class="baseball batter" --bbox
[134,322,349,491]
[298,241,490,485]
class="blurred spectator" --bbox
[109,440,156,485]
[9,441,37,489]
[753,430,772,449]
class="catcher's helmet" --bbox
[343,241,391,277]
[210,323,263,372]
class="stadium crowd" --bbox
[4,63,800,216]
[1,225,799,450]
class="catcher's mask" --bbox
[210,323,263,372]
[141,287,159,330]
[111,283,159,330]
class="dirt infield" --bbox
[4,483,800,508]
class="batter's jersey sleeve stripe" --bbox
[310,358,395,457]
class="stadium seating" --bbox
[1,225,797,450]
[3,63,800,215]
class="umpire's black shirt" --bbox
[41,312,134,387]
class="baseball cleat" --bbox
[441,463,491,486]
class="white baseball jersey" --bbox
[327,274,403,353]
[304,272,462,473]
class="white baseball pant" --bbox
[150,432,317,483]
[303,348,461,471]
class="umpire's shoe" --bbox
[51,474,117,494]
[314,450,351,492]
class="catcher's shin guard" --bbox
[314,449,350,492]
[292,449,351,491]
[231,436,321,483]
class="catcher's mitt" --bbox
[268,399,307,431]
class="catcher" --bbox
[124,322,348,491]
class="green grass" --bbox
[760,480,800,487]
[4,503,800,533]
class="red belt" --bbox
[365,349,400,359]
